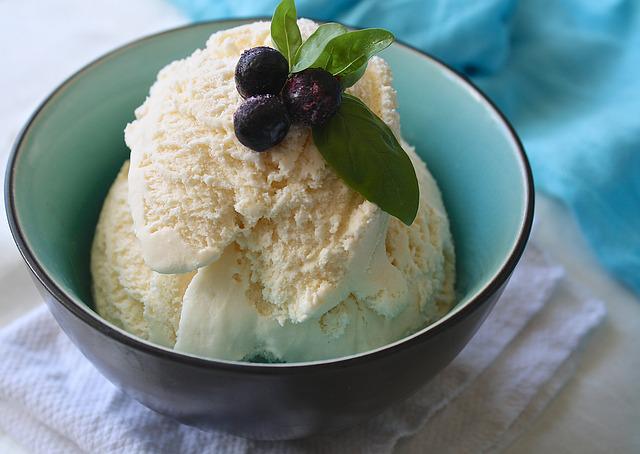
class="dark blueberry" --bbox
[282,68,342,126]
[233,95,291,152]
[235,47,289,98]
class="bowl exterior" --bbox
[30,269,507,440]
[6,19,533,442]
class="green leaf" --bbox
[339,61,368,88]
[313,94,419,225]
[270,0,302,70]
[314,29,394,78]
[291,23,348,72]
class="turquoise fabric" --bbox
[169,0,640,294]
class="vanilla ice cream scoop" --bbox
[92,20,456,362]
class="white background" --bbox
[0,1,638,452]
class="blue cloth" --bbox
[170,0,640,295]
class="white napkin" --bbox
[0,244,605,453]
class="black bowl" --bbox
[5,19,533,440]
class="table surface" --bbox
[1,1,638,452]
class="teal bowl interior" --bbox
[7,20,531,358]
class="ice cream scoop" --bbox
[92,20,456,362]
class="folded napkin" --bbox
[170,0,640,295]
[0,244,605,453]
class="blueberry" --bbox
[235,47,289,98]
[282,68,342,126]
[233,95,291,152]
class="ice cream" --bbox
[91,20,456,362]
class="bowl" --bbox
[5,19,533,440]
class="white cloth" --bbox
[0,245,605,453]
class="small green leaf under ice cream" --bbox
[313,94,419,225]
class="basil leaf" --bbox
[313,94,419,225]
[315,29,394,78]
[339,61,368,88]
[270,0,302,69]
[291,23,348,72]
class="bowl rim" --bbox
[4,18,534,372]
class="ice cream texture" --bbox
[91,19,456,362]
